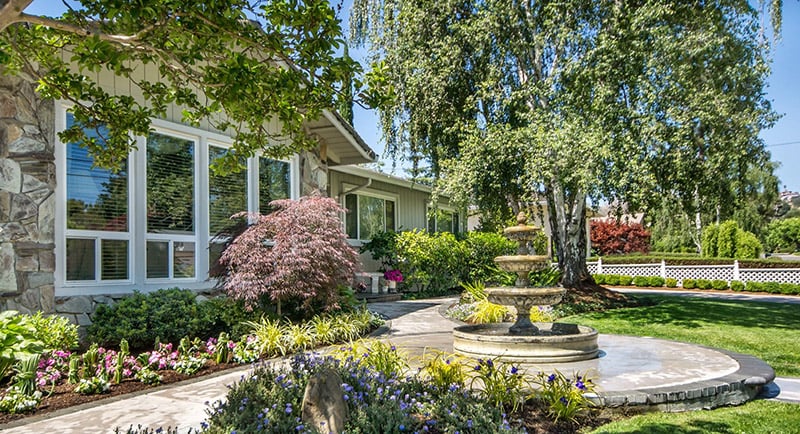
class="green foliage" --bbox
[696,279,713,290]
[746,281,764,292]
[593,274,606,284]
[717,221,739,258]
[618,275,633,286]
[0,0,369,173]
[665,278,678,288]
[711,280,729,290]
[420,351,468,391]
[394,229,467,292]
[702,221,762,259]
[463,231,518,283]
[648,276,665,287]
[0,311,43,381]
[682,278,697,289]
[765,218,800,252]
[735,230,762,259]
[469,357,528,412]
[244,317,287,357]
[533,370,595,423]
[359,230,399,270]
[763,282,780,294]
[12,355,40,396]
[468,299,509,324]
[632,276,649,287]
[0,386,41,414]
[701,223,719,257]
[460,281,488,302]
[331,340,408,378]
[730,280,745,291]
[529,268,562,287]
[28,312,79,352]
[88,289,257,349]
[74,376,111,395]
[605,274,620,285]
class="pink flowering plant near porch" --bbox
[384,269,403,282]
[220,195,361,315]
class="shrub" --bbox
[632,276,649,287]
[618,275,633,286]
[470,357,528,412]
[711,279,729,290]
[358,230,399,270]
[394,229,467,293]
[746,281,764,292]
[763,282,781,294]
[88,288,217,349]
[462,231,517,283]
[648,276,665,287]
[221,195,360,316]
[605,274,620,285]
[702,220,762,259]
[716,221,738,258]
[533,370,596,423]
[590,220,651,256]
[735,230,762,259]
[730,280,745,291]
[468,299,509,324]
[665,277,678,288]
[701,224,719,257]
[682,278,697,289]
[779,283,797,295]
[696,279,713,290]
[593,274,606,284]
[28,312,79,352]
[765,218,800,253]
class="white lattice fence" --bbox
[601,264,661,277]
[587,262,599,274]
[739,269,800,285]
[665,266,734,285]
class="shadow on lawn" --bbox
[593,420,735,434]
[586,295,800,330]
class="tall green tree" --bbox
[352,0,780,289]
[0,0,382,172]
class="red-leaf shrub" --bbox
[220,195,360,315]
[590,220,651,256]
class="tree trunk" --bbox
[545,183,593,289]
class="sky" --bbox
[25,1,800,191]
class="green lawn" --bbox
[589,400,800,433]
[565,295,800,377]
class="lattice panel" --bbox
[601,264,660,277]
[740,269,800,285]
[587,262,598,274]
[666,266,733,285]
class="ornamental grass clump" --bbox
[220,195,361,317]
[532,370,596,423]
[470,357,528,412]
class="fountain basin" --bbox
[485,286,565,308]
[494,255,551,273]
[453,322,600,363]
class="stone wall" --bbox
[300,147,329,196]
[0,73,56,315]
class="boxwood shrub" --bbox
[746,281,764,292]
[648,276,665,287]
[730,280,745,291]
[593,274,606,284]
[763,282,781,294]
[711,279,729,290]
[619,275,633,286]
[632,276,649,287]
[665,277,678,288]
[605,274,620,285]
[696,279,713,290]
[682,278,696,289]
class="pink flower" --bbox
[384,269,404,282]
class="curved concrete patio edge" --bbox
[591,348,776,412]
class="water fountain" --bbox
[453,212,600,363]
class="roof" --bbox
[306,110,376,165]
[329,164,436,193]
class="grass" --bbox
[564,294,800,376]
[589,400,800,433]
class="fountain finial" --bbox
[516,211,528,226]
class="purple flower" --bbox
[576,380,586,390]
[547,373,556,383]
[560,397,568,405]
[510,366,519,374]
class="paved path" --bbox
[1,294,797,433]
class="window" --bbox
[64,113,129,281]
[209,145,248,235]
[344,193,396,240]
[146,132,196,279]
[259,157,291,213]
[427,208,460,234]
[56,104,297,293]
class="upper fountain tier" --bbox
[495,212,550,287]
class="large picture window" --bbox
[64,113,129,281]
[56,105,297,293]
[344,192,396,240]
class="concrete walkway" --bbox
[2,294,798,433]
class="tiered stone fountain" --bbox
[453,213,599,363]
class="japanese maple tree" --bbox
[590,220,651,256]
[220,195,360,316]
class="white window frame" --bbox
[341,185,398,243]
[427,205,460,233]
[54,102,299,296]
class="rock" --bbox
[0,242,17,293]
[56,296,93,314]
[10,193,37,220]
[27,271,54,288]
[9,136,45,155]
[301,368,348,434]
[0,159,21,193]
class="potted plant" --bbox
[384,269,403,291]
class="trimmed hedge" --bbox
[649,276,665,287]
[633,276,649,287]
[730,280,745,291]
[590,255,800,268]
[682,278,697,289]
[665,278,678,288]
[696,279,713,290]
[619,275,633,286]
[712,279,729,290]
[592,272,800,295]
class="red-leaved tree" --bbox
[590,220,651,256]
[220,195,360,316]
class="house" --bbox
[329,165,463,271]
[0,68,376,325]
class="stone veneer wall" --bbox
[0,73,56,316]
